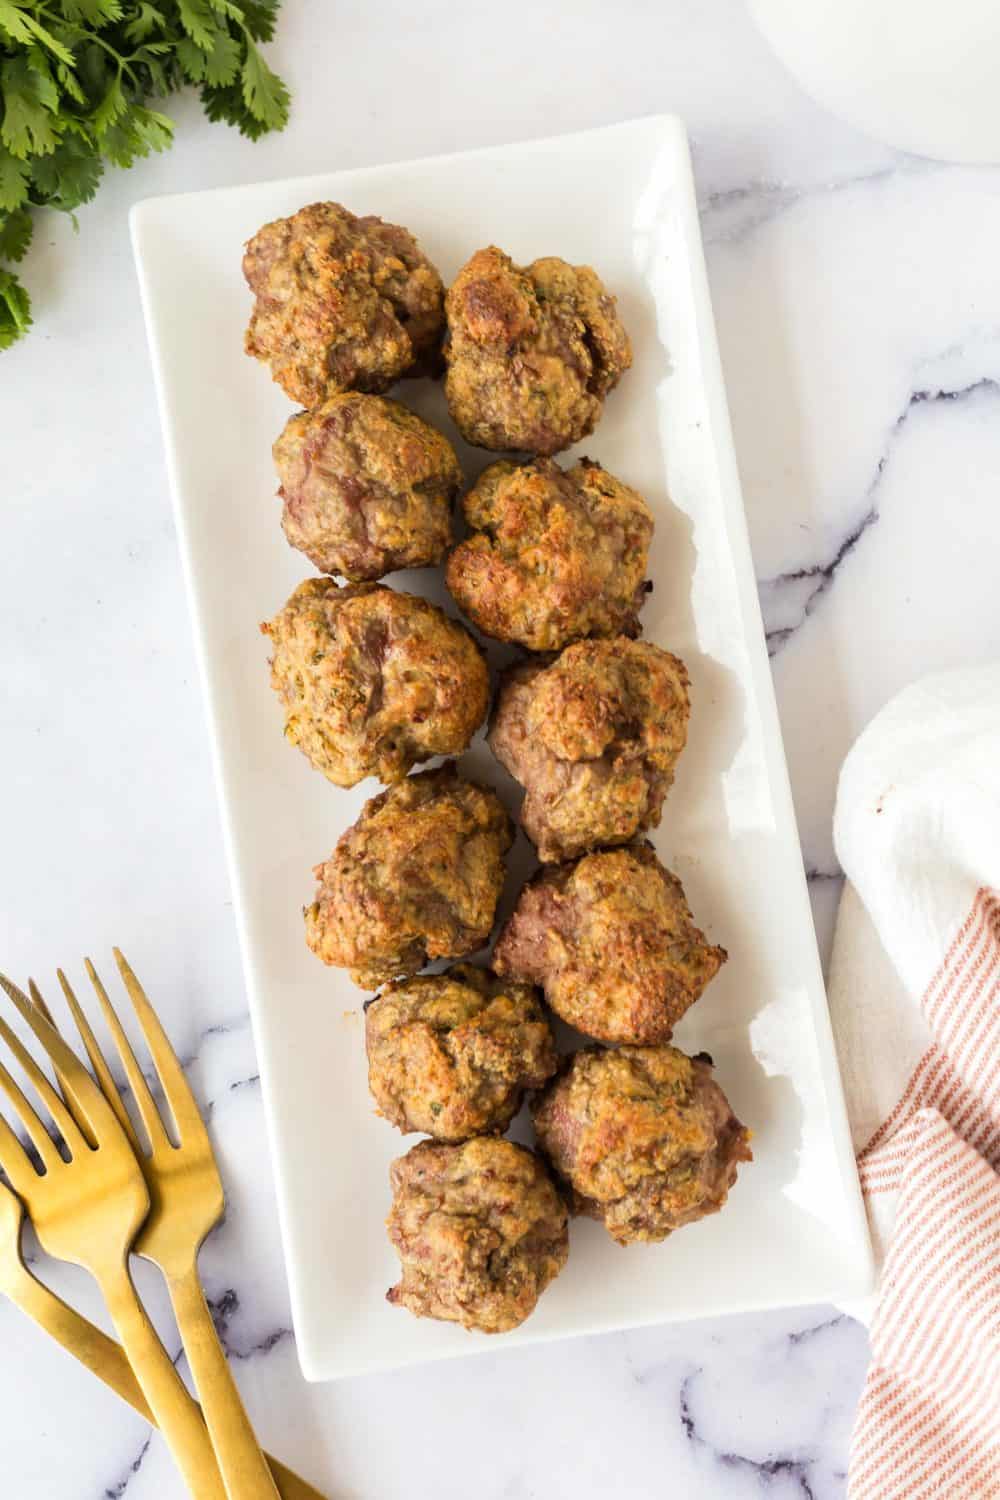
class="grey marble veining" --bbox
[761,378,1000,659]
[4,0,1000,1493]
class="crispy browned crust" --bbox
[305,765,513,989]
[244,202,444,405]
[386,1137,569,1331]
[444,246,631,454]
[365,963,557,1141]
[493,843,726,1044]
[261,578,489,788]
[274,394,461,581]
[445,456,653,651]
[532,1046,751,1245]
[489,638,690,861]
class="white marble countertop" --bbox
[4,0,1000,1494]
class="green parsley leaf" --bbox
[175,0,220,49]
[61,0,124,23]
[0,6,75,66]
[56,58,88,106]
[123,2,166,43]
[175,36,209,82]
[1,56,63,158]
[200,78,266,139]
[0,0,36,47]
[0,208,33,262]
[0,267,32,350]
[19,11,76,65]
[203,27,241,87]
[30,135,104,209]
[241,39,289,129]
[0,148,31,211]
[25,46,64,112]
[128,104,174,154]
[238,0,280,42]
[91,74,127,136]
[101,103,173,167]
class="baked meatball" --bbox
[305,765,513,989]
[261,579,488,788]
[274,395,461,581]
[444,246,631,454]
[386,1137,569,1332]
[493,844,726,1045]
[489,639,690,862]
[445,457,654,651]
[532,1046,751,1245]
[244,202,444,406]
[365,964,557,1141]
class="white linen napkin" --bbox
[826,664,1000,1499]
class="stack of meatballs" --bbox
[244,203,751,1337]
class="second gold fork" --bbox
[0,1172,326,1499]
[33,952,282,1500]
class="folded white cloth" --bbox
[827,665,1000,1499]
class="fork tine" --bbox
[112,950,206,1146]
[25,980,96,1148]
[28,980,100,1152]
[0,1050,62,1171]
[57,971,139,1155]
[0,1008,88,1158]
[0,1113,38,1195]
[27,980,55,1028]
[0,973,123,1147]
[83,960,169,1152]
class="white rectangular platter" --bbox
[132,115,874,1381]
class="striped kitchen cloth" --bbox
[827,665,1000,1499]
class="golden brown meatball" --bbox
[261,579,488,788]
[444,246,631,454]
[244,202,444,406]
[274,395,461,581]
[386,1137,569,1332]
[532,1046,751,1245]
[489,639,690,862]
[493,844,726,1045]
[305,765,513,989]
[445,457,653,651]
[365,964,557,1141]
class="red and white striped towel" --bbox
[827,666,1000,1498]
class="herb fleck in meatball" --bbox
[493,844,725,1045]
[445,457,653,651]
[444,246,631,454]
[386,1137,569,1332]
[244,202,445,406]
[365,964,557,1141]
[305,765,513,989]
[274,394,461,581]
[532,1046,751,1245]
[489,638,690,862]
[261,579,488,788]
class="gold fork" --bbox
[0,976,226,1499]
[28,952,283,1500]
[0,1172,157,1413]
[0,1173,326,1500]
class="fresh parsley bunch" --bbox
[0,0,290,349]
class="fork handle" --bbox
[96,1255,228,1500]
[7,1266,328,1499]
[168,1260,282,1500]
